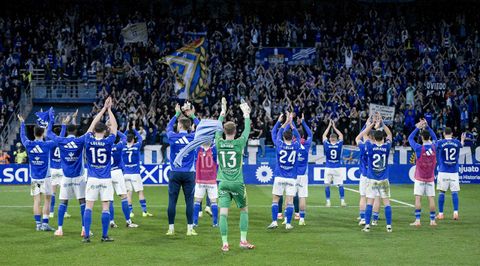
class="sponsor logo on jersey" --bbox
[175,136,190,145]
[64,141,78,149]
[31,145,44,154]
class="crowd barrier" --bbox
[1,163,479,185]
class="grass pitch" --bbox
[0,185,479,265]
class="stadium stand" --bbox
[0,0,478,157]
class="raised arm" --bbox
[118,131,127,143]
[108,104,118,136]
[133,129,143,145]
[272,113,283,142]
[356,119,374,145]
[301,114,313,145]
[408,127,420,150]
[290,114,301,141]
[240,100,251,141]
[18,115,29,145]
[87,98,110,133]
[322,120,333,141]
[332,120,344,141]
[167,103,181,138]
[185,105,200,126]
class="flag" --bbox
[35,107,52,128]
[164,38,208,102]
[121,23,148,44]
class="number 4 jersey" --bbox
[85,133,116,178]
[366,140,392,180]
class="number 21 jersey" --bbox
[366,141,392,180]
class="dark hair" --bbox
[53,127,61,135]
[67,125,77,135]
[367,130,375,138]
[444,127,452,135]
[421,130,431,141]
[224,122,236,135]
[373,130,384,141]
[127,133,135,143]
[298,128,305,139]
[33,126,45,137]
[94,122,108,133]
[283,129,293,141]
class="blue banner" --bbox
[1,163,479,185]
[255,47,316,67]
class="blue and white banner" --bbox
[255,47,316,66]
[1,163,479,185]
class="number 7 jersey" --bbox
[215,117,250,183]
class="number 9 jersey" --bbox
[366,140,392,181]
[85,133,116,179]
[323,140,343,168]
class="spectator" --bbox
[0,149,10,164]
[13,143,27,164]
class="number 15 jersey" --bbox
[85,133,116,179]
[366,140,392,181]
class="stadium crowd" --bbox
[0,1,479,155]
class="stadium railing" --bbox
[0,84,32,151]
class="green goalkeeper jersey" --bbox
[215,116,250,183]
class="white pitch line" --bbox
[0,204,412,208]
[344,187,415,208]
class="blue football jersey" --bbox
[111,132,127,170]
[274,127,300,179]
[111,142,125,170]
[324,140,343,168]
[366,141,392,180]
[48,125,66,170]
[167,116,199,172]
[47,128,86,178]
[296,121,313,176]
[122,142,142,174]
[436,138,462,173]
[85,133,115,179]
[20,123,54,179]
[358,141,368,177]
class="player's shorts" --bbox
[124,174,144,192]
[414,180,435,197]
[59,176,86,200]
[437,172,460,192]
[272,176,297,197]
[218,181,247,209]
[111,169,127,195]
[30,178,53,196]
[50,168,64,186]
[359,174,368,196]
[324,167,345,185]
[365,178,390,199]
[194,183,218,199]
[85,177,114,202]
[296,174,308,197]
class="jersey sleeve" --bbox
[20,122,31,146]
[134,129,143,145]
[215,115,225,143]
[272,121,281,143]
[408,128,421,151]
[166,116,177,139]
[302,120,313,146]
[60,125,67,137]
[239,118,251,144]
[107,134,116,144]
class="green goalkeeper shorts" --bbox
[218,181,247,209]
